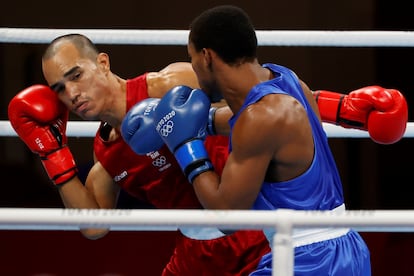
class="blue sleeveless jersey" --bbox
[229,63,343,211]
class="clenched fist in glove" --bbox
[154,85,213,183]
[313,86,408,144]
[8,84,77,185]
[121,98,164,155]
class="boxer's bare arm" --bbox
[57,160,120,240]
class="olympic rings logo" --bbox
[156,110,175,137]
[159,120,174,137]
[152,156,167,167]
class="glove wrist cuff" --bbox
[187,160,213,184]
[314,90,343,124]
[174,139,214,183]
[41,146,78,185]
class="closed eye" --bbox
[50,82,65,93]
[70,71,81,81]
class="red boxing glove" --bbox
[8,84,77,185]
[313,86,408,144]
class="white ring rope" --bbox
[0,208,413,232]
[1,120,413,138]
[3,28,414,47]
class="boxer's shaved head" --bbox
[43,33,99,61]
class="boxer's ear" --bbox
[97,52,110,71]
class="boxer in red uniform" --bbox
[8,33,407,275]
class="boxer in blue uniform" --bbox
[149,5,408,276]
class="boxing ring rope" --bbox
[1,120,414,138]
[2,28,414,276]
[3,28,414,46]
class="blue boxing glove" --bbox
[154,85,214,183]
[121,98,164,155]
